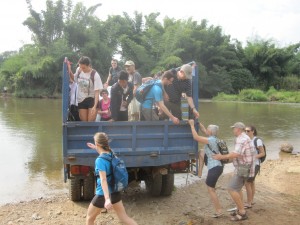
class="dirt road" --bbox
[1,155,299,225]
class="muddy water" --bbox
[0,98,299,205]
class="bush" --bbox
[238,89,268,102]
[212,92,238,101]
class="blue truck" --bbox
[62,60,199,201]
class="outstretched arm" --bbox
[188,120,208,144]
[187,96,199,119]
[157,101,179,124]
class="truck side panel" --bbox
[63,121,197,168]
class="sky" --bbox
[1,0,300,53]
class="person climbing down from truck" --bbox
[67,56,103,121]
[140,71,180,124]
[188,120,224,218]
[161,64,199,120]
[85,132,138,225]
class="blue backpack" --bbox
[135,79,158,103]
[100,153,128,192]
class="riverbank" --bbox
[213,88,300,103]
[1,154,299,225]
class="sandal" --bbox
[231,212,248,221]
[230,210,238,216]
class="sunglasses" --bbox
[245,130,252,133]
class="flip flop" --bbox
[211,212,223,218]
[227,207,237,212]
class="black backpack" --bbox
[205,139,230,165]
[253,137,266,163]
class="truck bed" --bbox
[63,120,197,168]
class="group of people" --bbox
[67,56,199,124]
[189,120,265,221]
[67,56,265,223]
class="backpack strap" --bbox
[76,69,96,83]
[253,137,264,165]
[253,137,262,152]
[90,69,96,85]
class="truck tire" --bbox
[83,175,95,201]
[161,173,174,196]
[145,173,162,197]
[70,177,82,201]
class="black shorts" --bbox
[91,192,121,208]
[206,166,223,188]
[78,97,94,109]
[247,165,260,182]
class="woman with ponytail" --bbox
[86,132,138,225]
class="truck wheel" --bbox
[145,173,162,197]
[83,175,95,201]
[70,177,82,201]
[161,173,174,196]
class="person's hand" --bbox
[193,109,199,119]
[87,142,96,149]
[188,119,194,126]
[104,83,109,89]
[104,198,112,210]
[91,106,97,115]
[171,117,180,124]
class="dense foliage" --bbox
[0,0,299,98]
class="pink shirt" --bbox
[99,99,111,119]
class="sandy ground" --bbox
[1,154,300,225]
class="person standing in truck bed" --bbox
[109,71,133,121]
[67,56,103,121]
[162,64,199,120]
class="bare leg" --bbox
[88,108,97,121]
[245,181,253,205]
[112,200,138,225]
[228,190,246,215]
[207,186,222,214]
[79,109,88,121]
[198,150,205,177]
[86,203,101,225]
[245,181,255,205]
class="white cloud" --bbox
[0,0,299,53]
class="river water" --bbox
[0,98,299,205]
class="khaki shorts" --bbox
[228,173,247,192]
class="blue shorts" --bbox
[91,192,121,208]
[206,166,223,188]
